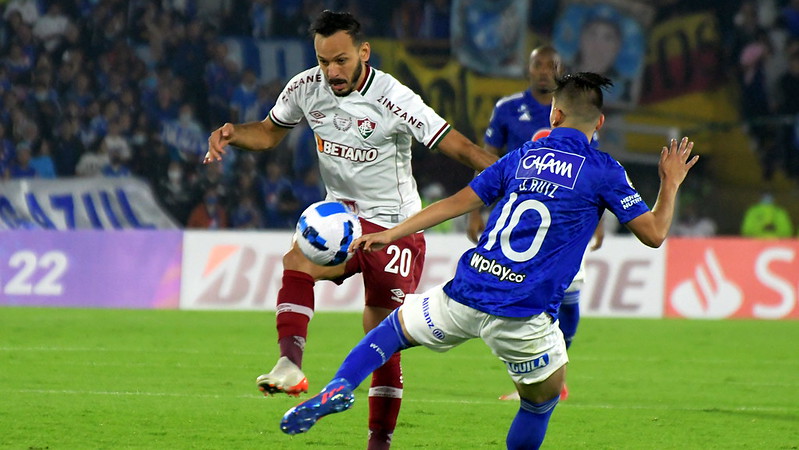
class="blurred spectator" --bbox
[148,84,181,125]
[230,192,264,229]
[30,138,56,178]
[671,201,717,237]
[0,122,16,180]
[101,146,132,177]
[33,2,71,53]
[187,187,228,229]
[780,0,799,39]
[4,42,34,83]
[392,0,424,39]
[101,121,131,162]
[194,159,229,200]
[420,0,450,39]
[253,81,279,122]
[66,71,94,107]
[741,192,794,238]
[251,0,275,39]
[291,168,324,219]
[4,0,41,25]
[161,103,206,161]
[170,19,208,109]
[257,159,294,228]
[230,68,259,123]
[204,41,236,126]
[9,141,36,178]
[136,139,175,187]
[775,47,799,179]
[156,160,194,224]
[53,118,81,176]
[75,140,109,177]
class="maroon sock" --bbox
[368,352,402,449]
[275,270,315,368]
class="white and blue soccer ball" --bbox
[296,201,362,266]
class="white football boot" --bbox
[256,356,309,397]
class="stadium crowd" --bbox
[1,0,798,235]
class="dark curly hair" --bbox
[309,10,363,44]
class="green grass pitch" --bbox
[1,307,797,449]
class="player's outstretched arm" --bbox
[204,118,290,164]
[466,143,502,243]
[436,129,499,172]
[352,186,484,252]
[626,137,699,248]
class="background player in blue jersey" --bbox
[279,73,698,449]
[469,45,564,243]
[471,45,602,400]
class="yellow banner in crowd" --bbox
[371,40,528,142]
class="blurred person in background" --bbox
[30,138,56,178]
[741,192,794,238]
[75,139,109,178]
[230,191,264,229]
[156,160,194,225]
[229,68,259,123]
[257,159,294,228]
[187,186,228,229]
[671,200,718,237]
[204,10,496,449]
[9,141,36,178]
[0,122,16,180]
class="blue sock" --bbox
[332,309,412,389]
[506,395,560,450]
[558,291,580,349]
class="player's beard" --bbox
[328,63,363,97]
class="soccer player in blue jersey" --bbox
[279,73,698,449]
[471,45,602,400]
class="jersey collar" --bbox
[548,127,590,145]
[356,64,375,95]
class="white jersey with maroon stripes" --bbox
[268,65,451,228]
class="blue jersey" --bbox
[443,127,650,318]
[484,89,551,155]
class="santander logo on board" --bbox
[665,238,799,320]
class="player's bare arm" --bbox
[352,186,484,253]
[626,137,698,247]
[204,117,290,163]
[466,143,502,243]
[436,129,498,172]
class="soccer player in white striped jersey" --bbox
[204,10,496,449]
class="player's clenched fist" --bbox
[204,122,235,164]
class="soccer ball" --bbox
[296,201,362,266]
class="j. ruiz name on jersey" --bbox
[316,136,378,162]
[376,95,424,129]
[281,73,323,102]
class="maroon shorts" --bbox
[337,218,426,310]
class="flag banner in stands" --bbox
[0,230,183,308]
[450,0,530,78]
[0,177,178,230]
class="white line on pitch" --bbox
[3,389,797,413]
